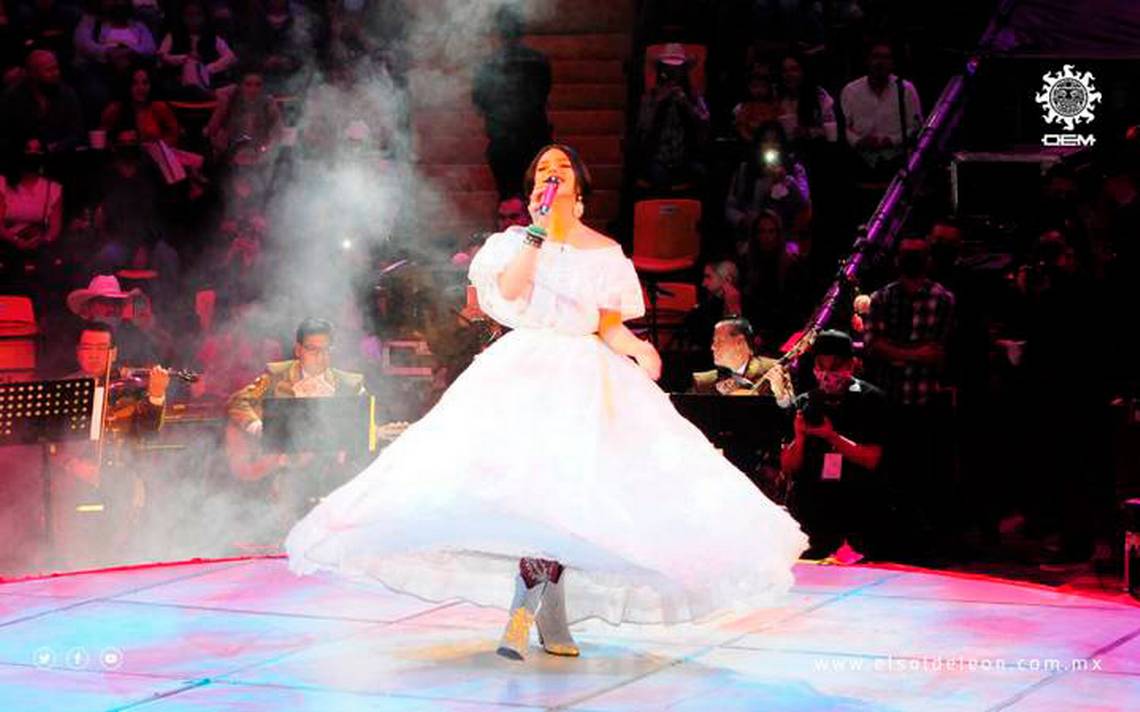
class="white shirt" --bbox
[840,74,923,149]
[0,176,62,233]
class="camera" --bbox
[800,399,825,427]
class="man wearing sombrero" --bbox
[66,274,164,366]
[635,43,710,190]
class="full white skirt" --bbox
[285,328,809,624]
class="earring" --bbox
[573,198,584,219]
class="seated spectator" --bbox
[732,61,780,143]
[242,0,303,92]
[157,0,237,99]
[738,209,810,343]
[0,49,84,156]
[72,0,156,122]
[635,43,709,190]
[701,259,742,316]
[91,130,159,245]
[193,300,284,401]
[102,66,206,192]
[73,0,155,69]
[692,317,784,398]
[496,194,529,231]
[685,259,743,349]
[204,70,282,166]
[451,195,526,267]
[301,60,397,159]
[840,40,922,179]
[725,120,811,244]
[101,66,179,145]
[1,144,63,254]
[782,329,886,563]
[777,51,837,144]
[7,0,82,63]
[66,274,170,365]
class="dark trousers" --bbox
[787,466,886,557]
[486,126,550,199]
[883,402,958,557]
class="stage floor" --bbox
[0,558,1137,711]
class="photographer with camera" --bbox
[781,330,886,563]
[634,43,710,191]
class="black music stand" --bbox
[670,393,790,493]
[0,378,105,546]
[261,396,374,457]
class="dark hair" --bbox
[812,329,853,360]
[866,37,894,58]
[778,51,824,134]
[80,321,117,347]
[523,144,592,200]
[169,0,221,65]
[108,65,154,124]
[494,4,524,41]
[295,317,333,344]
[739,120,794,189]
[716,317,754,343]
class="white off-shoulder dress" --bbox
[285,226,808,624]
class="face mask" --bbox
[898,250,927,278]
[814,368,852,395]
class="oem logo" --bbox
[1036,65,1101,146]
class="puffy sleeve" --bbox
[468,227,529,328]
[598,254,645,321]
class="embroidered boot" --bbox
[496,574,544,660]
[535,571,579,657]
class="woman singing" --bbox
[285,145,808,660]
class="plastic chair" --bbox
[631,199,701,346]
[0,296,37,383]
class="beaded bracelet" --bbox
[524,224,546,248]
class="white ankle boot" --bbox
[497,575,544,660]
[535,576,579,656]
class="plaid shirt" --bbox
[865,279,955,406]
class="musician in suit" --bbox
[226,317,367,533]
[692,318,783,397]
[52,322,171,569]
[227,317,366,434]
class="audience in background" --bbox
[777,52,837,145]
[472,4,551,199]
[157,0,238,99]
[731,60,780,143]
[725,120,811,245]
[635,42,710,190]
[840,40,922,179]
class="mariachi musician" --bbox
[51,321,173,568]
[226,318,404,532]
[692,318,793,401]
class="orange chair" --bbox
[0,296,37,383]
[643,43,707,96]
[631,281,698,351]
[632,199,702,346]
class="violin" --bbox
[119,367,201,383]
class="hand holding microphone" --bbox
[529,176,561,229]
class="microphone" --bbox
[536,176,561,216]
